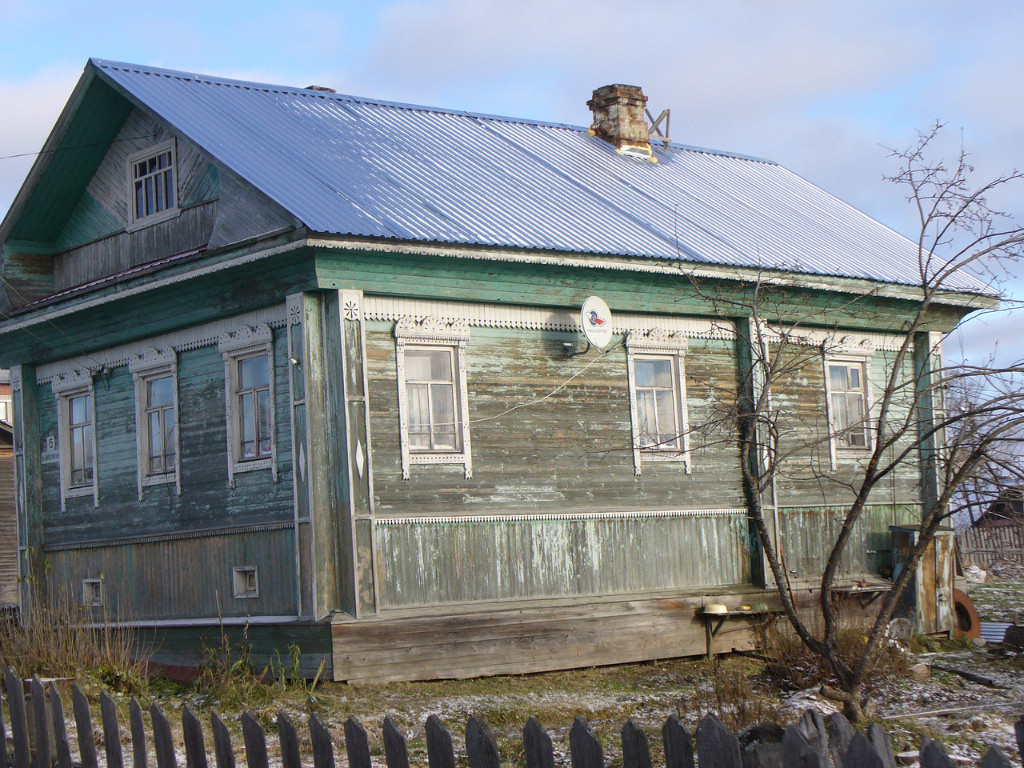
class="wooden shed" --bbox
[0,62,991,679]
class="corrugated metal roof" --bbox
[93,59,990,294]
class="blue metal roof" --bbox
[93,59,989,294]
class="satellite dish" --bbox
[580,296,613,349]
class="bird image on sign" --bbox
[580,296,613,349]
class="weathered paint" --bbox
[45,526,298,620]
[375,513,751,607]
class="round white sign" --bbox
[580,296,613,349]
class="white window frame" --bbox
[232,566,259,599]
[52,368,98,510]
[129,348,180,499]
[626,329,691,477]
[126,139,178,230]
[823,353,875,470]
[218,323,277,486]
[395,316,472,480]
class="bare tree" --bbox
[699,124,1024,721]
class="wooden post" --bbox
[129,699,148,768]
[240,712,269,768]
[343,717,371,768]
[920,739,954,768]
[210,712,235,768]
[843,732,886,768]
[309,713,335,768]
[5,669,30,768]
[662,716,694,768]
[11,366,44,619]
[465,717,500,768]
[569,716,603,768]
[100,692,125,768]
[695,713,741,768]
[978,747,1012,768]
[72,685,98,768]
[31,676,52,768]
[523,717,554,768]
[621,720,651,768]
[183,705,209,768]
[424,715,456,768]
[866,723,897,768]
[151,704,177,768]
[382,715,410,768]
[278,712,301,768]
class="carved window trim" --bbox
[129,348,180,499]
[823,347,875,470]
[52,368,98,510]
[219,324,277,486]
[126,139,179,230]
[626,329,691,477]
[395,317,472,480]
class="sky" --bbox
[1,0,1022,365]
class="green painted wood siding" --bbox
[39,329,294,546]
[367,325,745,516]
[376,513,752,607]
[46,526,297,619]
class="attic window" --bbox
[128,140,177,227]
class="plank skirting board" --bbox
[330,590,770,683]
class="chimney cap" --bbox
[586,84,652,159]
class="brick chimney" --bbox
[586,84,652,158]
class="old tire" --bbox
[952,588,980,639]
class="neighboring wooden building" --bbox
[0,62,993,680]
[0,369,16,612]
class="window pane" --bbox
[832,392,849,432]
[149,411,162,456]
[72,427,85,477]
[849,366,861,389]
[82,425,93,481]
[148,376,174,407]
[164,410,176,463]
[655,388,678,447]
[407,383,430,449]
[635,360,655,388]
[405,351,433,381]
[240,392,255,458]
[257,389,272,456]
[239,355,269,389]
[70,395,88,425]
[430,383,457,449]
[429,350,453,381]
[637,389,657,446]
[829,365,849,391]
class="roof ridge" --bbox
[89,58,775,165]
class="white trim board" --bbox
[36,306,287,385]
[364,296,737,339]
[376,508,747,525]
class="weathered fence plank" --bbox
[466,716,500,768]
[1015,717,1023,766]
[523,717,555,768]
[152,703,177,768]
[383,715,410,768]
[825,713,854,767]
[344,716,372,768]
[100,692,125,768]
[0,674,8,768]
[979,746,1012,768]
[240,712,269,768]
[696,713,741,768]
[309,713,334,768]
[866,723,897,768]
[843,732,885,768]
[4,669,30,768]
[31,677,52,768]
[51,686,73,768]
[781,725,823,768]
[210,712,235,768]
[425,715,457,768]
[622,719,651,768]
[72,685,99,768]
[184,705,209,768]
[278,712,301,768]
[662,715,695,768]
[130,699,148,768]
[920,739,955,768]
[569,715,603,768]
[737,723,784,768]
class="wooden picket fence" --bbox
[957,524,1024,567]
[2,667,1024,768]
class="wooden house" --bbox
[0,62,994,680]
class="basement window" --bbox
[233,566,259,599]
[82,579,103,608]
[127,140,178,228]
